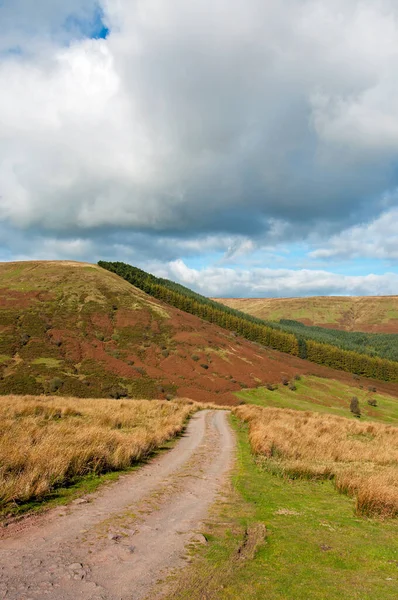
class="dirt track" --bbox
[0,410,234,600]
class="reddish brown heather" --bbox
[2,261,398,405]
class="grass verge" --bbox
[236,375,398,424]
[236,404,398,517]
[163,416,398,600]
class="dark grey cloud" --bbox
[0,222,256,266]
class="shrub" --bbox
[368,399,378,407]
[109,385,128,400]
[281,376,289,386]
[20,333,30,346]
[368,386,377,393]
[191,354,200,362]
[161,349,169,358]
[266,383,275,391]
[48,377,63,393]
[288,383,297,391]
[200,364,209,370]
[350,396,361,418]
[294,374,301,381]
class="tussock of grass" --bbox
[0,395,198,512]
[235,405,398,517]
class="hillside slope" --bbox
[2,261,398,403]
[214,296,398,333]
[0,261,309,404]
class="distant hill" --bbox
[0,260,321,404]
[213,296,398,334]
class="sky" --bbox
[0,0,398,298]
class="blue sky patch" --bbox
[63,5,109,42]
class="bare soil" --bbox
[0,410,234,600]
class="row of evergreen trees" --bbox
[98,261,398,382]
[276,319,398,362]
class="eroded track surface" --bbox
[0,410,234,600]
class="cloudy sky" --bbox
[1,0,398,297]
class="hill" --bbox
[213,296,398,333]
[2,261,398,403]
[98,261,398,380]
[0,261,317,405]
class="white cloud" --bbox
[2,1,398,240]
[310,207,398,260]
[156,259,398,298]
[1,0,398,287]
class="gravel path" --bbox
[0,410,234,600]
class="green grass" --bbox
[3,470,134,520]
[386,309,398,321]
[165,417,398,600]
[236,375,398,424]
[268,306,341,324]
[31,357,63,368]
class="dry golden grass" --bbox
[235,405,398,518]
[0,395,199,510]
